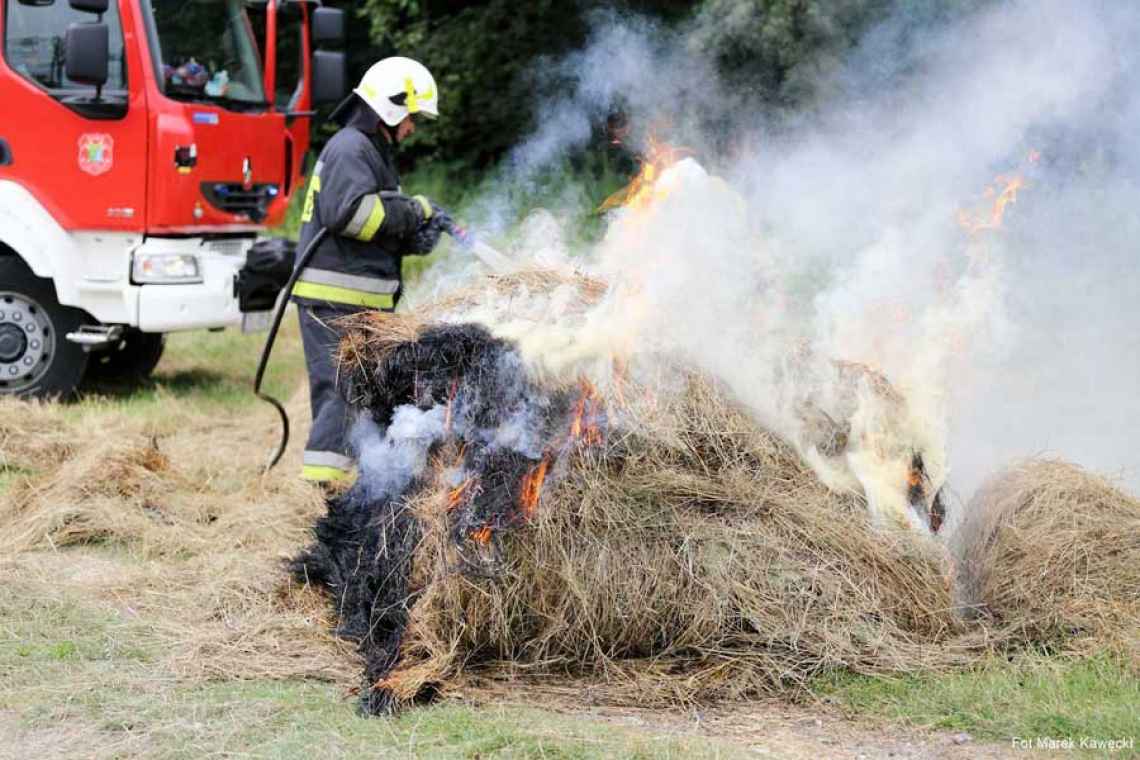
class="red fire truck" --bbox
[0,0,346,397]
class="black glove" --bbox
[409,199,455,254]
[409,221,442,254]
[428,202,476,248]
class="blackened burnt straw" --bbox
[290,322,596,714]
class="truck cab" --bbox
[0,0,345,397]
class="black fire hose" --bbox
[254,226,329,472]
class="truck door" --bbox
[0,0,149,231]
[250,0,310,206]
[273,0,311,201]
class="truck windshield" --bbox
[145,0,267,108]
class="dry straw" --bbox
[0,394,358,687]
[953,459,1140,662]
[372,374,984,708]
[321,272,1139,709]
[3,266,1137,711]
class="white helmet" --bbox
[355,57,438,127]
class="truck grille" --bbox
[200,183,280,222]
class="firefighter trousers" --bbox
[297,304,360,482]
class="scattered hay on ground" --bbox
[0,397,82,476]
[0,388,357,689]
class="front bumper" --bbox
[135,237,255,332]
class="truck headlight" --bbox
[132,253,203,284]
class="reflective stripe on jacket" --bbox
[292,267,400,310]
[292,122,425,309]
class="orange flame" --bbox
[447,476,477,512]
[599,134,691,212]
[568,378,604,447]
[957,151,1039,236]
[470,525,492,545]
[519,458,550,519]
[957,173,1026,235]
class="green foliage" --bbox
[690,0,994,113]
[398,142,631,284]
[355,1,691,169]
[359,0,594,168]
[345,0,998,194]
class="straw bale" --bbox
[372,375,971,709]
[294,312,978,711]
[953,460,1140,659]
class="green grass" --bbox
[816,654,1140,750]
[75,682,732,759]
[74,316,306,416]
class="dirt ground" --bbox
[462,684,1034,759]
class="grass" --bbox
[75,314,306,415]
[0,551,738,759]
[816,654,1140,750]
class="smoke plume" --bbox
[409,0,1140,525]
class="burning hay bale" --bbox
[951,460,1140,658]
[292,313,971,714]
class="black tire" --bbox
[86,328,166,382]
[0,256,89,399]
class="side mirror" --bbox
[68,0,109,12]
[312,7,345,48]
[312,50,346,105]
[64,23,109,88]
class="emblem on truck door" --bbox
[78,134,114,176]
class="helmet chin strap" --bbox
[381,121,400,145]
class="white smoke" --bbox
[410,0,1140,522]
[349,348,557,500]
[351,405,449,502]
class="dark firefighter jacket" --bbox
[292,106,430,310]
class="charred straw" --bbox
[292,322,590,712]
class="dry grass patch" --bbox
[1,373,357,691]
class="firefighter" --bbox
[292,57,447,484]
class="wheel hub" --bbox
[0,323,26,362]
[0,292,54,390]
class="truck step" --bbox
[66,325,125,350]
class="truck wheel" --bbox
[86,329,166,382]
[0,257,89,399]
